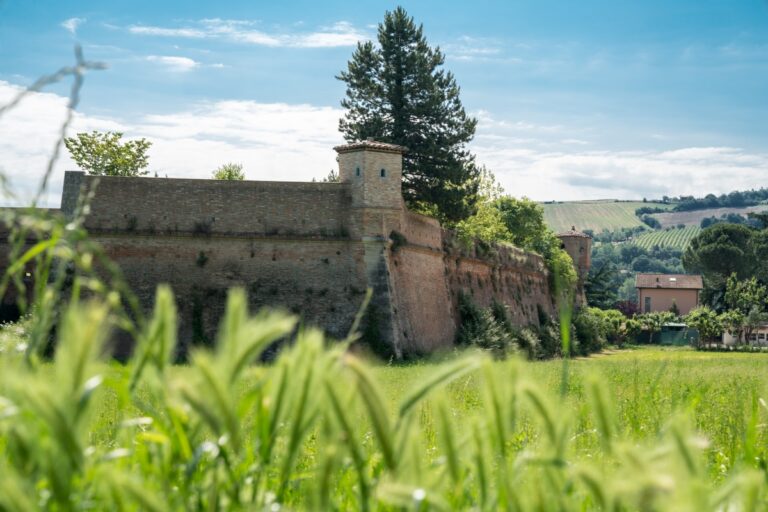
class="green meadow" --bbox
[1,297,767,510]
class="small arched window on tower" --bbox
[355,167,361,177]
[380,168,386,177]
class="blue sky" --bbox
[1,0,767,206]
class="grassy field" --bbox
[376,347,768,467]
[633,225,702,249]
[542,200,673,233]
[2,298,767,511]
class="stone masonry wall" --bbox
[385,211,555,356]
[442,237,554,327]
[93,234,368,357]
[66,172,352,238]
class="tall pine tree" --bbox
[337,7,479,222]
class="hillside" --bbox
[633,225,702,250]
[648,205,768,227]
[542,200,672,233]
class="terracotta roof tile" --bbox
[334,139,407,154]
[635,273,703,290]
[557,226,591,238]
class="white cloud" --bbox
[443,36,504,62]
[475,142,768,202]
[0,82,126,206]
[146,56,200,72]
[1,81,766,208]
[0,81,343,207]
[129,26,207,38]
[128,19,368,48]
[61,17,85,35]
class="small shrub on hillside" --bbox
[641,214,662,229]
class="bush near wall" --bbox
[456,293,612,359]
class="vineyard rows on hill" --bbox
[633,226,702,250]
[541,200,672,233]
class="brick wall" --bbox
[398,211,442,250]
[92,233,368,356]
[384,211,555,356]
[69,172,352,238]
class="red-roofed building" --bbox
[635,273,703,315]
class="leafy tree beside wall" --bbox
[64,131,151,176]
[338,7,480,222]
[454,171,577,294]
[212,163,245,180]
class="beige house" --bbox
[635,273,703,315]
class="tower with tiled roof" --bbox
[557,226,592,303]
[334,138,406,211]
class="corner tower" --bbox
[557,226,592,304]
[334,139,406,210]
[335,139,408,358]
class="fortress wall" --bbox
[444,244,554,327]
[385,210,453,354]
[398,210,443,250]
[93,234,368,355]
[387,245,455,354]
[385,212,555,356]
[69,173,352,238]
[0,168,565,358]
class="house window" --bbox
[355,167,361,177]
[644,296,651,313]
[380,168,386,177]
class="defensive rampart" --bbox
[1,141,581,358]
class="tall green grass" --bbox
[1,294,767,510]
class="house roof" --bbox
[557,226,591,238]
[334,139,408,154]
[635,273,703,290]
